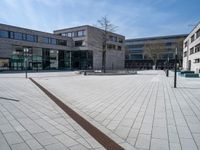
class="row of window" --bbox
[189,44,200,55]
[43,37,67,46]
[107,44,122,50]
[109,35,123,43]
[0,30,37,42]
[61,30,86,37]
[0,30,68,46]
[185,29,200,47]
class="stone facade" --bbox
[54,25,125,70]
[0,23,125,70]
[183,22,200,73]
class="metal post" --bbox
[69,51,72,70]
[174,48,177,88]
[24,48,29,78]
[166,57,169,77]
[25,57,28,78]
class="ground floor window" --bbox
[0,58,9,70]
[9,45,93,70]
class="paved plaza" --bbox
[0,70,200,150]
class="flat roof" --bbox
[54,25,125,37]
[126,34,188,42]
[0,23,70,40]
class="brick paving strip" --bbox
[29,78,124,150]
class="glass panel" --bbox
[14,32,22,40]
[0,30,9,38]
[51,38,57,45]
[43,37,49,44]
[27,34,36,42]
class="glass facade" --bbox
[9,45,93,70]
[0,30,68,46]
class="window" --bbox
[194,58,200,63]
[107,44,116,50]
[114,37,117,42]
[51,38,57,45]
[0,30,9,38]
[166,42,172,46]
[191,34,195,43]
[195,44,200,53]
[184,41,188,48]
[109,36,113,41]
[184,51,187,57]
[14,32,22,40]
[119,38,123,43]
[43,37,49,44]
[117,46,121,50]
[71,32,75,37]
[197,29,200,39]
[75,40,83,47]
[9,32,14,38]
[67,32,72,37]
[78,31,83,37]
[74,31,78,37]
[127,44,144,49]
[61,33,66,36]
[27,34,37,42]
[83,30,86,36]
[57,39,67,46]
[22,34,26,40]
[190,47,194,55]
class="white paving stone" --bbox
[1,70,200,150]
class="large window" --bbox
[43,37,49,44]
[57,39,67,46]
[75,40,83,47]
[78,31,83,37]
[0,30,9,38]
[51,38,57,45]
[27,34,37,42]
[14,32,23,40]
[197,29,200,39]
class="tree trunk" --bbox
[102,50,106,73]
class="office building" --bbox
[0,24,125,70]
[125,34,187,69]
[54,25,125,70]
[183,22,200,73]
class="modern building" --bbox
[54,25,125,70]
[183,22,200,73]
[125,34,187,69]
[0,24,125,71]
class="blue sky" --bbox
[0,0,199,38]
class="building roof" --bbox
[54,25,125,37]
[126,34,188,42]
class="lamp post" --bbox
[174,48,177,88]
[166,56,169,77]
[24,48,29,78]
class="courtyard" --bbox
[0,70,200,150]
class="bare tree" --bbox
[97,16,117,73]
[143,41,165,69]
[174,37,185,68]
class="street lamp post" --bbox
[24,48,29,78]
[174,48,177,88]
[166,56,169,77]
